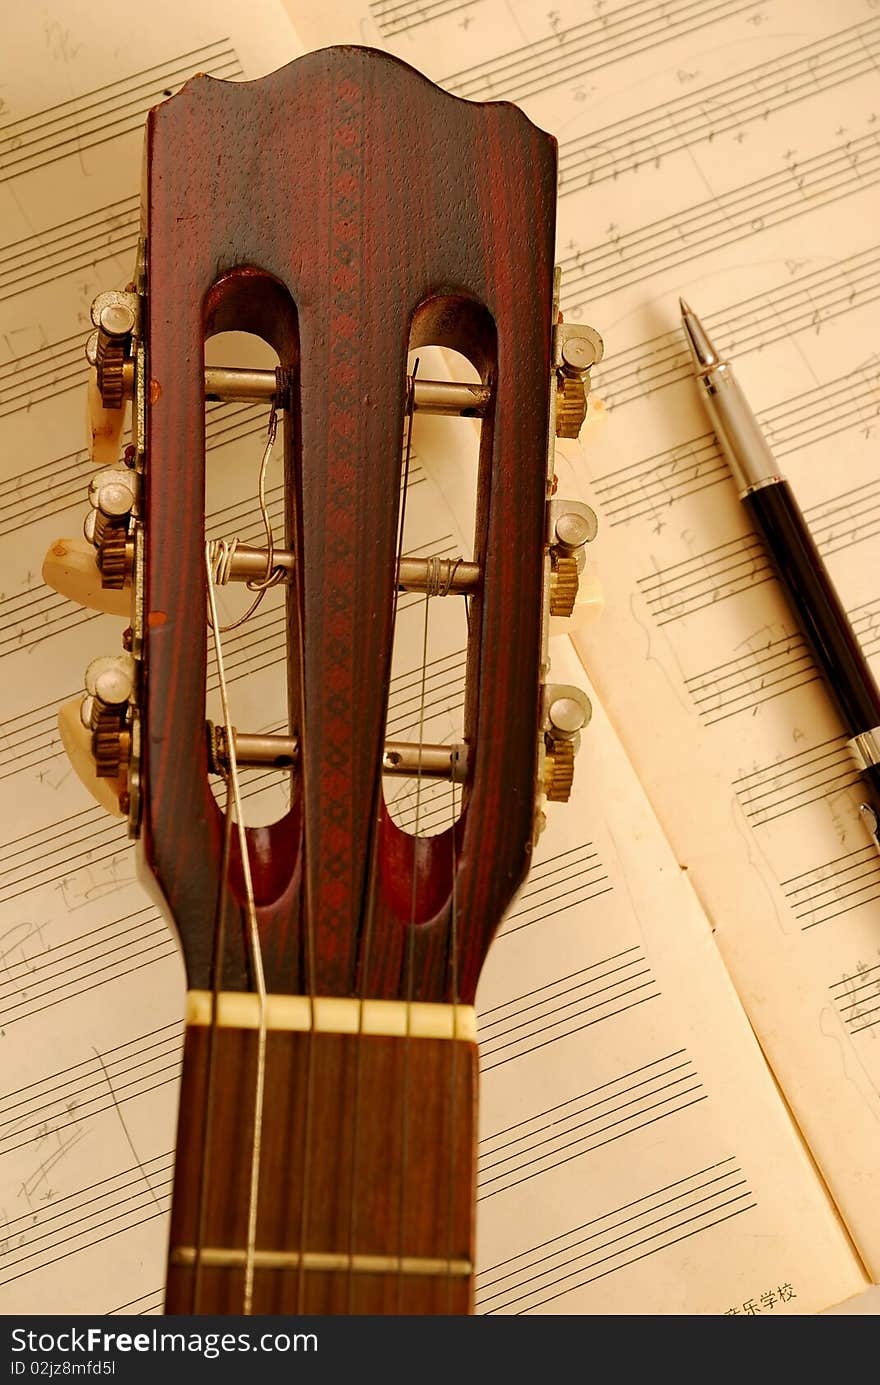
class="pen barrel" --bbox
[744,479,880,736]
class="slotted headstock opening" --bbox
[383,339,484,841]
[204,327,291,830]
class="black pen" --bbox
[680,298,880,852]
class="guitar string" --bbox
[191,779,235,1312]
[208,400,285,634]
[395,581,431,1313]
[445,769,461,1314]
[205,534,269,1317]
[345,362,419,1314]
[198,399,284,1311]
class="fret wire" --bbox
[205,545,269,1317]
[171,1246,473,1276]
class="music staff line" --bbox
[829,961,880,1037]
[0,41,241,183]
[556,16,880,198]
[443,0,755,106]
[371,0,475,41]
[0,1021,182,1159]
[0,1150,174,1288]
[0,875,621,1105]
[101,1158,757,1316]
[681,591,877,731]
[595,348,880,532]
[108,1288,165,1315]
[781,844,880,931]
[478,947,661,1072]
[474,1155,755,1313]
[636,479,880,631]
[477,1048,705,1201]
[0,197,140,306]
[686,632,818,728]
[0,398,425,539]
[498,842,612,939]
[733,737,859,828]
[559,125,880,311]
[591,241,880,418]
[0,906,178,1030]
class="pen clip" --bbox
[858,802,880,854]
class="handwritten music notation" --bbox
[556,18,880,196]
[0,41,242,183]
[559,124,880,312]
[370,0,481,40]
[830,961,880,1038]
[587,242,880,430]
[733,737,860,830]
[781,845,880,932]
[3,0,877,1319]
[442,0,759,105]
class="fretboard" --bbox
[164,993,477,1314]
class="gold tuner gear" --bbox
[543,739,575,802]
[548,554,580,617]
[553,322,604,442]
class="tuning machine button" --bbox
[88,291,138,408]
[553,322,603,441]
[81,652,135,777]
[86,290,139,463]
[547,498,598,618]
[541,684,592,803]
[58,652,136,818]
[80,465,137,590]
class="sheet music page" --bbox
[377,397,865,1316]
[0,0,301,1316]
[0,0,870,1318]
[286,0,880,1297]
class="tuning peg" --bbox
[84,465,136,576]
[57,696,126,817]
[88,292,137,406]
[542,684,592,804]
[42,538,131,615]
[547,498,598,617]
[85,290,138,461]
[553,322,604,441]
[58,652,136,815]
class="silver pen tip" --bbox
[679,297,721,371]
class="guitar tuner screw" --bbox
[548,694,590,738]
[553,507,597,551]
[97,301,136,339]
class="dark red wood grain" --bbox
[142,47,557,1001]
[165,1026,476,1314]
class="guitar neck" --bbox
[165,994,477,1314]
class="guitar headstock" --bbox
[45,46,602,1010]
